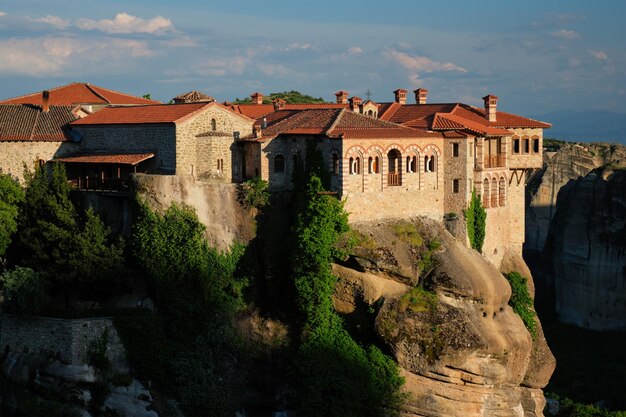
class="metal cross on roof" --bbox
[365,89,372,100]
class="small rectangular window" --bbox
[533,138,540,153]
[453,179,460,193]
[452,143,459,157]
[523,138,530,153]
[513,139,520,154]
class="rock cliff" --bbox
[333,219,555,417]
[525,143,626,330]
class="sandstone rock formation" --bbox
[525,143,626,330]
[334,219,555,417]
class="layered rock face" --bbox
[546,168,626,330]
[525,143,626,330]
[334,219,555,417]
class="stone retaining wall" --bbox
[0,314,126,367]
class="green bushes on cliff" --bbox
[11,164,124,300]
[291,174,404,417]
[505,271,537,338]
[465,189,486,252]
[0,172,24,260]
[0,267,46,314]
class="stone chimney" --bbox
[272,98,286,111]
[483,94,498,122]
[414,88,428,105]
[251,92,264,105]
[335,90,349,104]
[393,89,407,105]
[42,90,50,113]
[254,125,262,138]
[349,96,362,112]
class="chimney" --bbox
[393,89,407,105]
[272,98,286,111]
[414,88,428,105]
[262,117,267,129]
[483,94,498,122]
[335,90,349,104]
[254,125,262,138]
[251,92,264,105]
[349,96,362,112]
[42,90,50,113]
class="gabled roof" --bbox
[0,104,78,142]
[55,152,155,165]
[378,102,550,132]
[228,102,348,119]
[245,108,442,141]
[71,102,254,126]
[0,82,160,106]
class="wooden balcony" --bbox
[387,173,401,186]
[484,154,506,168]
[69,178,130,192]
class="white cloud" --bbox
[75,12,173,34]
[385,49,467,73]
[257,63,289,77]
[195,56,248,77]
[589,50,608,60]
[552,29,580,40]
[0,11,6,17]
[346,46,363,55]
[282,42,312,52]
[0,36,153,76]
[30,15,71,29]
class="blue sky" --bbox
[0,1,624,116]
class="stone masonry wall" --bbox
[0,141,78,183]
[443,137,474,216]
[176,105,253,182]
[0,314,126,366]
[75,124,176,172]
[509,128,543,169]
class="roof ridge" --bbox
[85,83,111,104]
[29,107,40,140]
[326,108,346,136]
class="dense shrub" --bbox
[238,177,269,208]
[14,164,124,297]
[0,172,24,259]
[505,271,537,338]
[465,189,486,252]
[0,266,46,314]
[545,393,626,417]
[291,174,404,416]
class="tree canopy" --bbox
[0,172,24,258]
[233,90,327,104]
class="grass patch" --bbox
[392,222,424,247]
[398,286,437,313]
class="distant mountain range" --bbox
[532,110,626,144]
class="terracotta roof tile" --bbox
[0,82,159,106]
[173,91,215,103]
[71,102,211,125]
[55,152,155,165]
[0,104,78,142]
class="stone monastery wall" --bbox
[0,141,78,183]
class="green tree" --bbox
[15,164,124,296]
[233,90,327,104]
[0,173,24,259]
[465,189,486,252]
[291,174,404,417]
[0,267,46,314]
[505,271,537,338]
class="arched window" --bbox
[424,154,436,172]
[491,178,498,208]
[274,154,285,173]
[387,149,402,186]
[373,156,379,173]
[406,156,411,173]
[351,157,360,174]
[410,156,417,173]
[483,178,490,208]
[332,153,339,175]
[368,157,373,174]
[367,109,374,117]
[211,118,217,131]
[499,177,506,206]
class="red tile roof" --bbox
[432,113,511,136]
[0,82,160,106]
[55,152,155,165]
[0,104,78,142]
[71,102,248,125]
[228,102,348,119]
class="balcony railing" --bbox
[484,154,506,168]
[387,173,401,186]
[69,178,130,192]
